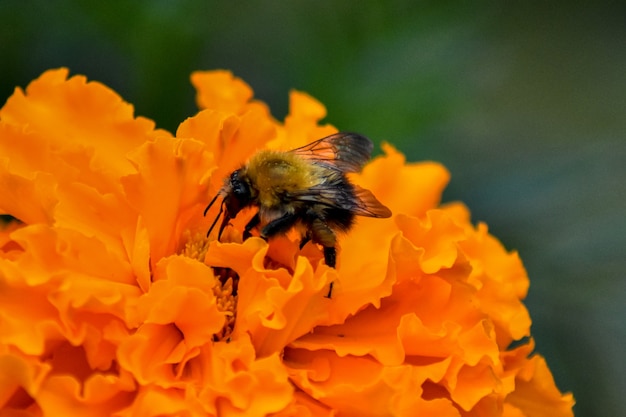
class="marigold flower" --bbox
[0,68,574,416]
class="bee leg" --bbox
[309,218,338,298]
[260,212,298,239]
[326,281,334,298]
[309,219,337,264]
[243,213,261,240]
[322,246,336,298]
[322,246,336,267]
[299,233,311,250]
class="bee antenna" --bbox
[217,214,230,241]
[204,192,221,217]
[206,201,224,238]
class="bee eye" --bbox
[229,170,250,197]
[234,183,247,195]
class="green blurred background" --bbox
[1,1,624,415]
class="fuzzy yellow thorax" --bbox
[244,150,321,207]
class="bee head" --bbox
[204,168,254,239]
[223,169,252,217]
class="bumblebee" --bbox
[204,132,391,282]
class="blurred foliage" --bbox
[1,1,625,415]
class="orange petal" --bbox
[0,354,51,409]
[116,323,183,387]
[131,255,225,348]
[239,257,335,357]
[120,217,152,293]
[176,105,277,184]
[395,210,466,274]
[0,122,52,180]
[117,256,230,385]
[36,373,135,417]
[0,217,23,256]
[2,225,138,368]
[53,181,136,262]
[270,391,335,417]
[291,287,443,367]
[505,355,575,417]
[292,275,497,369]
[121,137,213,263]
[207,238,336,357]
[0,158,56,226]
[204,237,268,278]
[285,348,460,416]
[187,336,293,416]
[357,143,450,218]
[191,70,254,114]
[459,223,532,345]
[0,68,168,195]
[330,217,397,316]
[287,91,327,124]
[0,262,62,356]
[115,385,206,417]
[1,225,135,361]
[276,91,337,150]
[442,359,501,411]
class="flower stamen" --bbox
[211,267,239,341]
[181,231,238,342]
[181,230,210,262]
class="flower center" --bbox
[181,231,238,342]
[211,267,239,341]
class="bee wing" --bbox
[293,184,392,218]
[352,185,392,218]
[291,132,374,173]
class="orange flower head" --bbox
[0,68,574,416]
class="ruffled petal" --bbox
[176,107,276,191]
[458,223,532,345]
[0,68,168,196]
[191,70,254,115]
[358,143,451,218]
[206,238,335,357]
[130,255,225,346]
[0,163,56,227]
[273,91,337,150]
[121,137,213,264]
[285,348,460,416]
[0,354,51,411]
[186,336,293,417]
[115,385,206,417]
[507,355,575,416]
[36,372,135,417]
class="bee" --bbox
[204,132,391,295]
